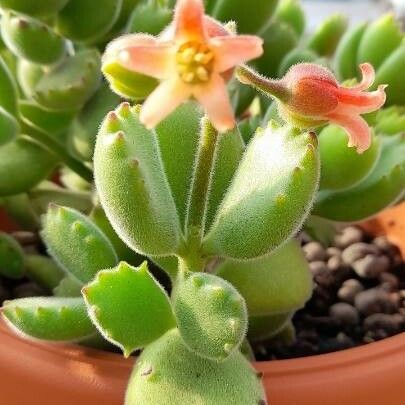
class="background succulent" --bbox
[0,1,404,404]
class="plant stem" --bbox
[236,65,291,102]
[181,118,219,271]
[26,128,93,183]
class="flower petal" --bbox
[337,84,387,114]
[174,0,206,41]
[347,63,375,91]
[140,79,191,129]
[193,74,235,132]
[117,42,175,80]
[326,112,372,153]
[210,35,264,73]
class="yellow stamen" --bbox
[176,41,215,84]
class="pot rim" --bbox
[1,317,404,373]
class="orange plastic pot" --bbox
[0,203,404,405]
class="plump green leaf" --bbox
[24,254,65,291]
[70,82,120,161]
[0,136,56,197]
[205,126,245,230]
[173,271,248,362]
[16,58,44,98]
[319,125,380,190]
[90,205,143,266]
[0,232,24,279]
[94,103,183,256]
[0,106,19,146]
[125,329,266,405]
[307,14,348,57]
[357,14,402,70]
[0,54,17,115]
[53,276,82,297]
[315,134,405,221]
[33,49,101,111]
[217,239,312,317]
[82,261,175,357]
[155,102,201,226]
[19,100,75,137]
[212,0,279,34]
[203,124,320,260]
[374,43,405,106]
[0,0,69,16]
[29,181,92,216]
[127,0,172,36]
[275,0,306,37]
[334,22,368,81]
[42,205,118,284]
[2,297,96,341]
[248,312,293,341]
[254,20,298,78]
[1,11,67,65]
[56,0,123,43]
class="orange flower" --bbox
[103,0,263,132]
[237,63,387,153]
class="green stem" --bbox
[180,118,219,271]
[26,128,93,183]
[236,65,291,102]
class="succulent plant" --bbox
[0,1,404,405]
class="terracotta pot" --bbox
[0,203,404,405]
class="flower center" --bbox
[176,41,214,84]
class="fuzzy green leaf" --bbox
[248,312,293,341]
[205,126,245,231]
[217,239,313,316]
[2,297,96,341]
[125,329,266,405]
[173,271,248,362]
[155,102,201,226]
[42,205,118,284]
[53,276,82,297]
[94,103,183,256]
[82,261,176,357]
[203,124,320,259]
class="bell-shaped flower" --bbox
[237,63,387,153]
[103,0,263,132]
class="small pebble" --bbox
[342,243,379,265]
[352,254,390,279]
[327,255,343,272]
[326,247,341,258]
[355,288,398,316]
[329,303,359,326]
[334,227,363,249]
[303,242,327,262]
[364,313,403,334]
[379,272,399,291]
[338,279,364,304]
[309,261,328,277]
